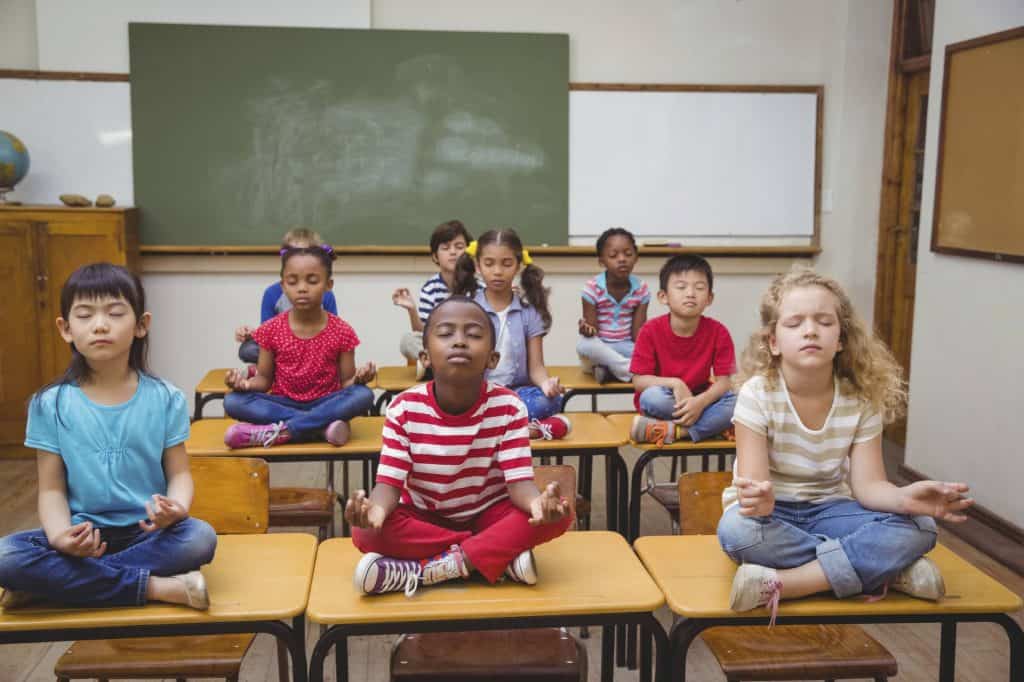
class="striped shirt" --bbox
[581,273,650,342]
[376,381,535,520]
[723,374,883,508]
[417,274,451,323]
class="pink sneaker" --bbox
[325,420,351,446]
[224,421,291,449]
[528,415,572,440]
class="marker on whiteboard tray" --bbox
[643,240,683,248]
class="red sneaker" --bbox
[223,421,291,449]
[528,415,572,440]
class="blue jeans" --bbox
[638,386,736,442]
[576,336,634,382]
[238,338,260,364]
[717,499,938,598]
[513,385,562,421]
[0,517,217,607]
[223,384,374,440]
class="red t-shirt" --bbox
[251,312,360,402]
[629,314,737,409]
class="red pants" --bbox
[352,499,573,583]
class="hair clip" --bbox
[320,243,335,255]
[465,240,478,258]
[279,247,290,256]
[521,248,533,266]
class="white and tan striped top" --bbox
[723,373,882,508]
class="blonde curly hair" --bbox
[737,266,907,424]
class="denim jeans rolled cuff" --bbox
[238,338,260,364]
[514,385,562,421]
[815,538,863,598]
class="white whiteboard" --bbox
[569,89,819,242]
[0,79,134,206]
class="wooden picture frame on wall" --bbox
[931,25,1024,264]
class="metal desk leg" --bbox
[939,619,957,682]
[601,624,615,682]
[995,613,1024,681]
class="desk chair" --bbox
[673,471,897,682]
[55,457,293,682]
[389,465,587,682]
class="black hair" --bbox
[659,254,714,292]
[452,228,552,329]
[429,219,473,254]
[423,295,496,350]
[596,227,638,257]
[32,263,153,419]
[280,245,335,278]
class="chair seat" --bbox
[55,634,255,678]
[647,483,680,520]
[391,628,585,681]
[701,624,898,681]
[269,486,334,523]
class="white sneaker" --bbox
[729,564,782,624]
[504,550,538,585]
[891,557,945,601]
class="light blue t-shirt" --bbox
[25,374,190,528]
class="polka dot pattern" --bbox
[251,312,360,401]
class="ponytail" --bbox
[519,263,551,329]
[452,252,480,297]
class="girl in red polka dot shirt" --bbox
[222,245,376,448]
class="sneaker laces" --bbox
[530,418,554,440]
[864,581,889,603]
[258,421,286,448]
[761,577,783,627]
[379,559,422,597]
[421,547,466,587]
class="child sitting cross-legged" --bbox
[630,254,737,445]
[345,296,573,596]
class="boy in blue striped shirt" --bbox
[393,220,473,378]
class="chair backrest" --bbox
[533,464,578,518]
[190,456,270,534]
[676,471,733,535]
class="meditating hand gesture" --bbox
[900,481,973,522]
[529,482,571,526]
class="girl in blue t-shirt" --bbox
[452,228,570,440]
[0,263,216,610]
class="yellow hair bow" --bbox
[521,249,533,266]
[465,240,478,258]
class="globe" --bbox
[0,131,30,200]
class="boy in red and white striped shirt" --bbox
[345,297,573,596]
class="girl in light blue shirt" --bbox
[0,264,216,610]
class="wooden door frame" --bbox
[873,0,931,344]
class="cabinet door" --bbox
[0,221,43,445]
[38,216,126,381]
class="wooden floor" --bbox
[1,445,1021,681]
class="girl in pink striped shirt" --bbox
[345,297,572,596]
[576,228,650,383]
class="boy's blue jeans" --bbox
[638,386,736,442]
[513,385,562,421]
[224,384,374,439]
[0,517,217,607]
[717,499,938,597]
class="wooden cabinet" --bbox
[0,206,138,446]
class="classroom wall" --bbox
[2,2,893,419]
[904,0,1024,527]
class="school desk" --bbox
[192,369,379,420]
[306,531,668,682]
[604,413,737,543]
[634,535,1024,682]
[0,533,316,682]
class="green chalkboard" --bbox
[129,24,568,247]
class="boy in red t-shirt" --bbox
[629,255,737,445]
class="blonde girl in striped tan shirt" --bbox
[718,267,973,618]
